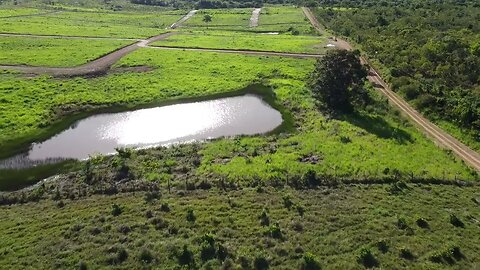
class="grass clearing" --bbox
[0,10,182,38]
[0,7,41,17]
[257,6,314,34]
[183,8,252,30]
[0,36,133,67]
[151,30,327,53]
[1,185,479,268]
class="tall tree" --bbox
[309,50,368,113]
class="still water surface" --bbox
[1,94,282,168]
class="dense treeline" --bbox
[130,0,293,8]
[314,1,480,142]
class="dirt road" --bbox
[302,7,480,172]
[249,8,261,27]
[170,10,197,29]
[0,32,175,76]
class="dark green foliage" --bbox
[396,217,409,230]
[144,191,160,204]
[315,3,480,137]
[138,248,154,264]
[302,169,319,187]
[186,208,196,223]
[111,204,122,216]
[377,240,389,253]
[253,255,269,270]
[449,214,465,228]
[282,194,294,209]
[416,217,429,228]
[259,208,270,226]
[301,252,321,270]
[265,223,282,239]
[399,247,415,260]
[78,261,88,270]
[309,50,368,114]
[160,203,171,212]
[357,247,378,268]
[429,245,464,264]
[178,245,194,266]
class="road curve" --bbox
[302,7,480,172]
[146,45,323,58]
[0,32,176,76]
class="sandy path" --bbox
[146,45,323,58]
[170,10,197,29]
[249,8,261,27]
[0,32,175,76]
[302,7,480,172]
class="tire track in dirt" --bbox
[302,7,480,172]
[170,10,197,29]
[249,8,261,27]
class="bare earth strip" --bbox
[145,45,323,58]
[0,32,175,76]
[249,8,261,27]
[302,7,480,172]
[170,10,197,29]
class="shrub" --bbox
[449,214,464,228]
[200,242,216,262]
[117,247,129,263]
[178,245,194,266]
[301,252,321,270]
[429,245,463,264]
[145,210,153,218]
[399,247,415,260]
[78,261,88,270]
[296,205,305,217]
[160,203,171,212]
[186,209,196,223]
[416,217,429,228]
[282,195,294,209]
[357,247,378,268]
[259,209,270,226]
[111,204,122,216]
[144,191,160,203]
[138,247,154,264]
[118,225,131,234]
[217,244,228,261]
[265,223,282,239]
[151,217,168,230]
[302,169,319,187]
[396,217,408,230]
[376,240,389,253]
[253,255,269,270]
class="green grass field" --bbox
[151,30,327,53]
[1,185,479,269]
[256,6,315,34]
[0,9,182,38]
[0,7,41,17]
[0,36,133,67]
[183,8,252,30]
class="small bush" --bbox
[282,195,294,209]
[376,240,389,253]
[253,255,269,270]
[259,209,270,226]
[160,203,171,212]
[200,242,216,262]
[416,217,429,228]
[151,217,168,230]
[117,247,129,263]
[118,225,131,234]
[111,204,122,216]
[145,210,153,218]
[396,217,409,230]
[302,169,320,187]
[429,245,463,264]
[449,214,464,228]
[217,244,228,261]
[144,191,160,204]
[78,261,88,270]
[138,248,154,264]
[301,252,321,270]
[399,247,415,260]
[296,205,305,217]
[357,247,378,268]
[178,245,194,266]
[186,209,196,223]
[265,223,282,239]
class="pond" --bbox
[0,94,282,169]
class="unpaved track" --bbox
[146,45,323,58]
[0,32,175,76]
[302,7,480,172]
[170,10,197,29]
[249,8,261,27]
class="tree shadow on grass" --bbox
[342,112,413,144]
